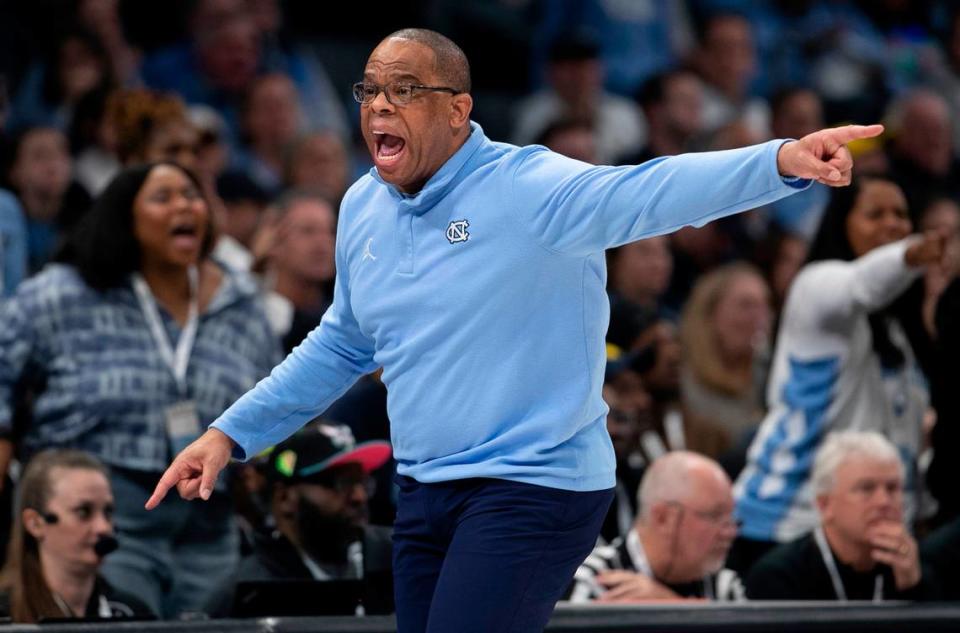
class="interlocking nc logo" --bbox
[446,219,470,244]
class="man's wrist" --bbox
[776,139,795,177]
[208,426,237,450]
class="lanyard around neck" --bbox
[814,526,883,602]
[131,266,200,395]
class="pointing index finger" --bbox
[825,124,884,145]
[145,465,182,510]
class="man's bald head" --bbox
[637,451,731,521]
[636,451,737,582]
[381,28,471,94]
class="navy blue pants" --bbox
[392,475,614,633]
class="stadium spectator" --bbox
[75,0,142,87]
[694,13,770,140]
[679,263,772,456]
[617,69,704,165]
[921,515,960,600]
[6,27,114,132]
[141,0,347,146]
[323,372,394,527]
[0,450,152,622]
[567,451,743,602]
[759,228,809,317]
[258,190,336,352]
[0,163,280,616]
[661,221,736,313]
[513,31,646,164]
[915,196,960,344]
[188,105,230,190]
[598,353,651,544]
[533,117,597,164]
[608,236,674,320]
[732,178,946,574]
[206,421,393,617]
[927,220,960,524]
[284,130,352,206]
[886,89,960,211]
[234,72,304,195]
[606,310,727,465]
[212,169,271,272]
[106,89,198,172]
[4,126,91,273]
[244,0,350,139]
[70,87,121,197]
[530,0,694,98]
[746,432,938,600]
[927,8,960,158]
[0,189,27,296]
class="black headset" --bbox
[34,510,119,556]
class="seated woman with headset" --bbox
[0,450,153,622]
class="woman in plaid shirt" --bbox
[0,162,280,617]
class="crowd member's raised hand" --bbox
[906,228,951,268]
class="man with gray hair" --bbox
[746,431,937,600]
[567,451,744,602]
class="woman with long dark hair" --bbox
[731,177,947,572]
[0,162,280,616]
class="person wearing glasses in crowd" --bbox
[149,28,883,633]
[206,421,393,617]
[0,450,152,622]
[567,451,744,603]
[745,432,938,600]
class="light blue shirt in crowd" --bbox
[213,122,807,491]
[0,190,27,297]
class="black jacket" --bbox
[746,532,939,601]
[0,575,154,622]
[206,525,393,617]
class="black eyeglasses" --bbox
[352,81,459,106]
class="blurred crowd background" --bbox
[3,0,960,623]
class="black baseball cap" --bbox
[267,422,391,483]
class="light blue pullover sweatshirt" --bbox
[212,122,807,491]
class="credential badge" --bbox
[446,219,470,244]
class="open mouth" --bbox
[169,222,200,249]
[373,131,406,164]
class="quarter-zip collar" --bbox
[370,121,486,215]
